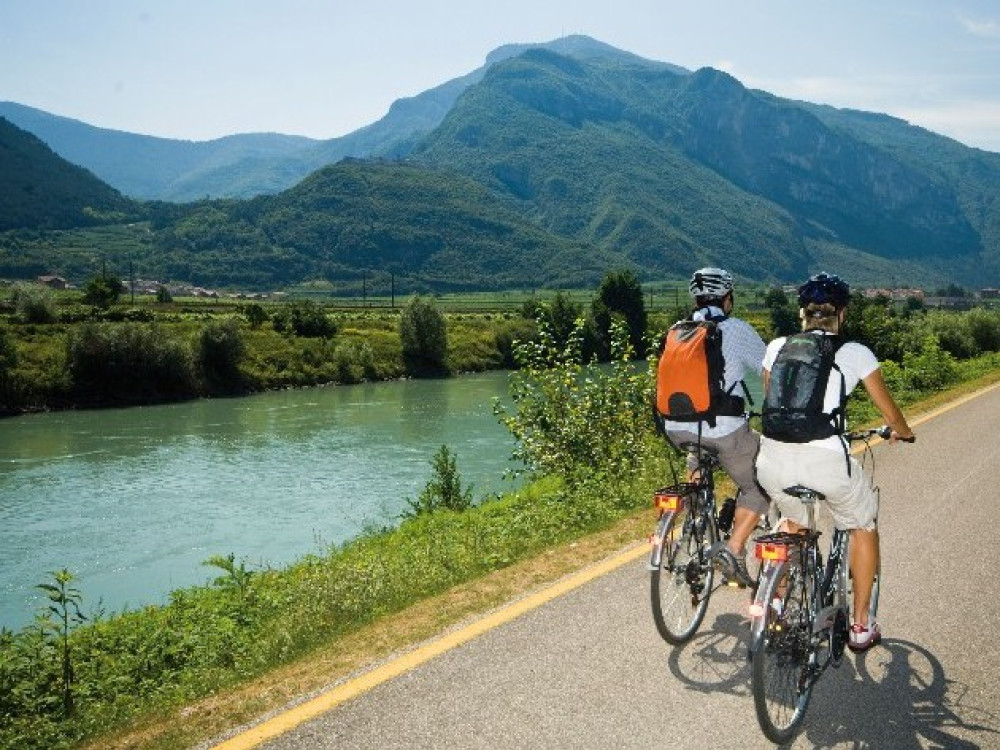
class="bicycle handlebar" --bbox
[746,414,915,444]
[845,425,916,443]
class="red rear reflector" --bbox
[654,493,683,511]
[755,542,789,562]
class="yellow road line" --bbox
[212,542,648,749]
[908,380,1000,428]
[213,379,999,749]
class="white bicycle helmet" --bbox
[689,267,734,298]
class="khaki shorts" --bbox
[755,437,878,531]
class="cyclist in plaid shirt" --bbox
[660,267,770,586]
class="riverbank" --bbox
[0,300,540,417]
[91,368,1000,750]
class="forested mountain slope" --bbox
[0,117,134,231]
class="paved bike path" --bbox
[209,383,1000,750]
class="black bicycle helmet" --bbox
[797,272,850,308]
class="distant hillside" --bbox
[412,49,999,285]
[2,37,999,290]
[0,36,686,202]
[133,160,605,290]
[0,117,134,232]
[0,102,318,201]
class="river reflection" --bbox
[0,372,520,630]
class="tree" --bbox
[81,274,123,309]
[762,286,799,337]
[399,295,448,375]
[242,303,268,329]
[934,283,967,298]
[0,325,18,409]
[592,270,647,357]
[196,318,247,392]
[547,291,583,351]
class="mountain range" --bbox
[2,35,999,290]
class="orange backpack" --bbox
[655,315,745,426]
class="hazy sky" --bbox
[2,0,999,152]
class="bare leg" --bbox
[728,506,759,555]
[849,528,879,626]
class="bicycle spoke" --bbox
[650,502,716,644]
[752,564,814,744]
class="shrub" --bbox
[901,335,958,391]
[195,318,247,393]
[66,322,195,402]
[404,445,473,517]
[924,310,979,359]
[399,295,448,376]
[495,317,654,482]
[11,283,57,324]
[965,308,1000,353]
[271,301,336,338]
[333,341,364,383]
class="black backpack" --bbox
[762,332,846,443]
[655,314,746,427]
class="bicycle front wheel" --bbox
[650,501,716,644]
[751,561,815,744]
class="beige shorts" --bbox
[755,437,878,530]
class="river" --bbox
[0,371,521,630]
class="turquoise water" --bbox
[0,372,520,630]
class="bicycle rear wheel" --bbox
[751,562,815,744]
[650,500,716,644]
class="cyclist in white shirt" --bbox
[661,268,770,587]
[756,273,914,652]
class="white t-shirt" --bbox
[662,306,767,439]
[762,331,879,451]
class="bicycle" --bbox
[648,439,766,645]
[747,425,915,744]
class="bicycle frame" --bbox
[747,426,902,742]
[648,440,726,645]
[748,501,851,669]
[648,443,720,573]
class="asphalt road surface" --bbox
[212,384,1000,750]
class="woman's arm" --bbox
[861,368,915,442]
